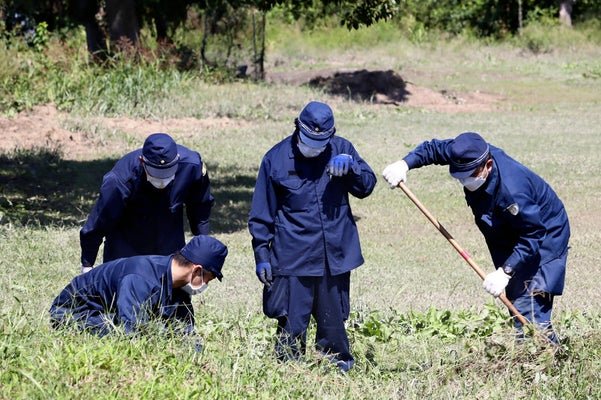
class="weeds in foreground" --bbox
[1,304,599,398]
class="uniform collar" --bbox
[288,136,296,158]
[163,255,174,301]
[483,160,499,196]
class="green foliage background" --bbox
[3,0,601,40]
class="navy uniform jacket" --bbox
[404,139,570,296]
[248,134,377,277]
[80,145,214,267]
[50,255,194,335]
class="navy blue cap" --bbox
[180,235,228,281]
[142,133,180,179]
[297,101,336,148]
[449,132,490,179]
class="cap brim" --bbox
[449,165,477,179]
[205,267,223,281]
[145,164,178,179]
[299,130,331,148]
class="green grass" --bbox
[2,20,601,399]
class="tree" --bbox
[559,0,574,27]
[7,0,599,78]
[198,0,399,79]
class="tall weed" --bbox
[0,33,195,116]
[514,20,601,54]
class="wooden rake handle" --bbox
[397,181,528,326]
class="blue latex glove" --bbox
[327,154,354,177]
[256,262,273,287]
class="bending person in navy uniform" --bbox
[382,132,570,343]
[248,101,377,371]
[50,235,227,336]
[80,133,214,273]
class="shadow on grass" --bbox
[0,148,115,227]
[307,69,409,104]
[209,163,257,234]
[0,148,256,234]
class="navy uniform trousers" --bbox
[264,265,353,371]
[508,247,569,344]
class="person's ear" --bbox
[485,158,493,173]
[190,265,203,284]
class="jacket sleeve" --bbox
[79,172,129,267]
[502,191,546,273]
[248,157,277,265]
[343,145,377,199]
[402,139,454,169]
[185,161,215,236]
[116,274,157,334]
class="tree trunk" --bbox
[200,8,213,68]
[259,12,266,80]
[83,20,108,58]
[105,0,139,51]
[154,13,170,44]
[559,0,574,27]
[71,0,107,60]
[252,9,266,81]
[517,0,523,34]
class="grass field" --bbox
[2,20,601,399]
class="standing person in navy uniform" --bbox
[382,132,570,343]
[80,133,214,274]
[248,101,377,371]
[50,235,228,336]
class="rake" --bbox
[397,181,528,326]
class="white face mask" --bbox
[298,141,326,158]
[181,269,209,296]
[459,175,487,192]
[147,174,175,189]
[181,282,208,296]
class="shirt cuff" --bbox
[403,154,419,169]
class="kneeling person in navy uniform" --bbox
[248,101,377,371]
[50,235,227,336]
[383,132,570,343]
[79,133,214,273]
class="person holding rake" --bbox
[383,132,570,344]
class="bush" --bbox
[513,18,601,54]
[397,0,601,38]
[0,31,195,116]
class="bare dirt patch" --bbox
[0,105,88,158]
[99,115,243,141]
[0,105,243,160]
[268,68,503,112]
[0,69,501,158]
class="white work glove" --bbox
[382,160,409,188]
[482,268,511,297]
[81,266,93,274]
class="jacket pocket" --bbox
[276,177,310,211]
[262,277,289,318]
